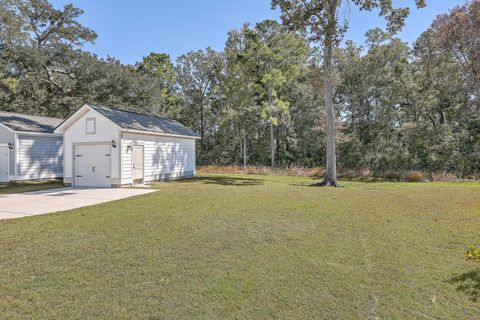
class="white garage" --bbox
[55,104,199,188]
[75,144,112,187]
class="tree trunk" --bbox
[270,121,275,169]
[199,101,204,165]
[268,83,276,170]
[276,125,281,166]
[243,129,247,167]
[318,37,339,187]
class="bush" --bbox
[339,168,373,180]
[431,171,459,182]
[358,169,373,179]
[405,170,426,182]
[340,169,358,180]
[197,165,325,178]
[304,167,325,178]
[197,166,474,183]
[382,170,403,181]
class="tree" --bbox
[221,21,308,168]
[0,0,172,118]
[0,0,96,115]
[136,52,180,117]
[176,48,225,164]
[7,0,96,90]
[272,0,426,186]
[412,2,480,175]
[431,1,480,100]
[223,27,259,166]
[337,29,416,171]
[242,20,308,168]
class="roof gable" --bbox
[0,111,63,133]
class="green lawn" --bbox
[1,174,479,319]
[0,180,64,195]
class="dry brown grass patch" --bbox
[405,170,426,182]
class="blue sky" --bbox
[51,0,467,65]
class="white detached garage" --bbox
[55,104,199,188]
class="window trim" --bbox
[86,117,96,135]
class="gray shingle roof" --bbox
[88,104,199,138]
[0,111,63,133]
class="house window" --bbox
[86,118,96,134]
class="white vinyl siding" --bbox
[17,135,63,179]
[0,125,15,175]
[0,146,9,182]
[121,133,195,183]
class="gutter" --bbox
[121,129,201,140]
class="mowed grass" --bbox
[1,174,479,319]
[0,180,64,195]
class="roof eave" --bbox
[0,122,15,133]
[121,128,201,140]
[15,131,62,136]
[1,122,59,135]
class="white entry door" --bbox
[132,145,144,183]
[0,146,9,183]
[75,144,111,187]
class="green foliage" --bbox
[0,0,478,177]
[175,47,225,164]
[219,20,309,167]
[135,52,180,117]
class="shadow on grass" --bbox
[173,176,264,187]
[0,180,63,195]
[448,268,480,301]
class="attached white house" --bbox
[0,111,64,183]
[54,104,199,188]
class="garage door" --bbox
[75,144,111,187]
[0,146,9,182]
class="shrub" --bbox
[336,168,373,180]
[304,167,325,178]
[383,170,403,181]
[358,169,373,179]
[197,165,239,174]
[405,170,426,182]
[339,169,357,180]
[285,166,305,177]
[431,171,459,182]
[197,165,326,177]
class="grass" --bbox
[0,179,64,195]
[1,174,480,319]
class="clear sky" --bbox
[51,0,467,65]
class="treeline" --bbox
[0,0,479,176]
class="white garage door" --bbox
[0,146,9,182]
[75,144,111,187]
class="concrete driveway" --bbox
[0,187,157,220]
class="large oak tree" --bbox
[272,0,426,186]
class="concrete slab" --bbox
[0,187,157,220]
